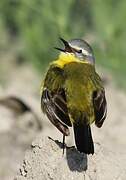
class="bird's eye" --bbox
[77,49,82,53]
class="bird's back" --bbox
[63,62,103,124]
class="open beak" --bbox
[54,37,73,53]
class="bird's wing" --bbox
[93,90,107,128]
[41,66,72,136]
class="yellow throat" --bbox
[52,52,88,68]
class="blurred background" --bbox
[0,0,126,179]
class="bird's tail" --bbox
[73,123,94,154]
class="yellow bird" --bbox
[41,38,107,154]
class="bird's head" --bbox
[55,38,95,65]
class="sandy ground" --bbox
[0,63,126,180]
[15,136,126,180]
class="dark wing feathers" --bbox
[41,89,71,136]
[93,90,107,128]
[41,66,72,136]
[52,93,71,126]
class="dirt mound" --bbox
[15,135,126,180]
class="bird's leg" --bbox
[62,134,65,155]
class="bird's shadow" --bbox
[48,136,87,172]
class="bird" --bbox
[41,38,107,155]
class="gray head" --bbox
[55,38,95,64]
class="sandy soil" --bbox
[15,136,126,180]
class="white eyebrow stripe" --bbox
[82,49,90,56]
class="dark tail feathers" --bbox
[73,123,94,154]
